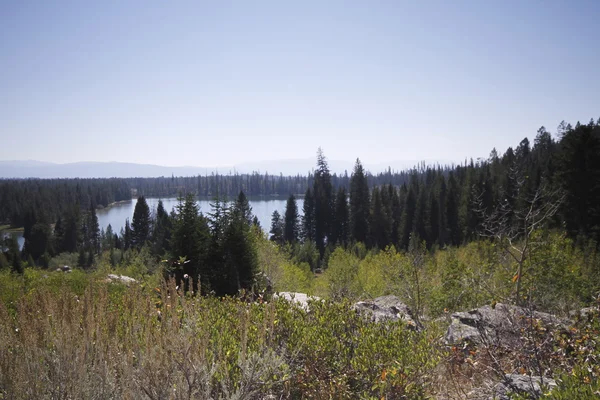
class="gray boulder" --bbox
[353,295,421,330]
[469,374,557,399]
[445,303,568,345]
[273,292,320,310]
[106,274,138,285]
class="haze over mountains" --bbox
[0,158,455,179]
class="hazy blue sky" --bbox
[1,0,598,168]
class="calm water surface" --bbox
[96,197,303,236]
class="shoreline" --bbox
[96,199,132,211]
[0,224,24,233]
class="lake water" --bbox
[3,197,303,250]
[98,197,304,235]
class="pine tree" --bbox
[368,187,390,249]
[222,194,259,295]
[53,216,64,253]
[558,122,600,241]
[350,158,370,244]
[152,199,171,255]
[437,176,448,248]
[234,191,253,225]
[123,218,132,250]
[313,148,334,255]
[332,187,349,246]
[131,196,150,247]
[62,206,81,253]
[171,193,211,293]
[7,235,22,274]
[399,185,417,250]
[26,223,52,261]
[87,204,100,254]
[78,248,86,268]
[302,188,315,242]
[446,173,461,246]
[269,210,284,245]
[283,194,299,243]
[390,185,403,248]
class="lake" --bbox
[97,197,304,235]
[4,197,303,250]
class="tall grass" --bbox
[0,274,441,399]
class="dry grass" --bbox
[0,275,441,399]
[0,279,287,400]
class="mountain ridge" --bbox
[0,158,456,179]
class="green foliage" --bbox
[269,210,284,245]
[131,196,150,247]
[0,274,442,399]
[350,158,370,245]
[283,194,299,243]
[322,247,361,300]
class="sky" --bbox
[1,0,599,169]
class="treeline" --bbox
[2,118,599,277]
[0,167,439,229]
[270,119,600,262]
[0,179,130,227]
[1,189,261,298]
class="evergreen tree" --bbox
[123,218,132,250]
[131,196,150,247]
[390,185,403,248]
[269,210,284,245]
[53,216,64,254]
[437,176,448,248]
[349,158,370,244]
[62,206,81,253]
[399,185,417,250]
[234,191,253,225]
[152,199,172,255]
[77,248,86,268]
[446,173,461,246]
[283,194,299,243]
[171,193,211,293]
[332,187,349,246]
[87,204,100,254]
[26,223,52,261]
[221,194,259,295]
[413,187,430,246]
[7,235,22,274]
[558,122,600,241]
[313,148,334,255]
[368,187,390,249]
[103,224,114,250]
[302,188,315,242]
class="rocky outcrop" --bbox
[468,374,557,399]
[55,265,72,273]
[353,295,421,330]
[273,292,321,310]
[106,274,138,285]
[445,303,569,345]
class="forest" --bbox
[1,118,600,399]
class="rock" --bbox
[353,295,421,330]
[445,303,569,345]
[106,274,138,285]
[469,374,557,399]
[56,265,72,273]
[273,292,320,310]
[571,306,599,320]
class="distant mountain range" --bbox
[0,158,455,179]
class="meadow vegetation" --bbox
[1,228,599,399]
